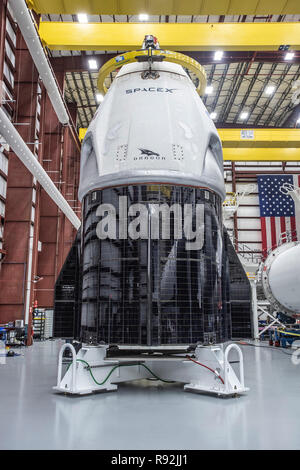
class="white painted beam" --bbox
[9,0,69,125]
[0,107,80,229]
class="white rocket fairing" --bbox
[262,242,300,315]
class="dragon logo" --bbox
[139,148,160,157]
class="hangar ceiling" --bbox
[28,0,300,15]
[40,13,300,130]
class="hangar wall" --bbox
[224,161,300,261]
[0,0,81,332]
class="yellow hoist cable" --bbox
[277,329,300,337]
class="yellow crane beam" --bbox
[218,129,300,148]
[28,0,300,16]
[223,148,300,161]
[38,22,300,51]
[78,128,300,160]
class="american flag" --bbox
[257,174,299,258]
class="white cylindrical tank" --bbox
[262,242,300,315]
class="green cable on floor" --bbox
[66,358,174,385]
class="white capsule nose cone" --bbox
[79,60,225,201]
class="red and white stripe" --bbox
[261,174,299,257]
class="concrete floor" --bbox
[0,339,300,450]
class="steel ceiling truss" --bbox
[218,63,245,123]
[254,63,291,125]
[41,13,300,129]
[242,63,278,126]
[232,63,263,124]
[65,59,300,129]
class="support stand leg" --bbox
[53,342,249,398]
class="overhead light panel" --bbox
[240,111,249,120]
[297,116,300,125]
[210,112,217,120]
[139,13,149,21]
[205,86,213,95]
[285,52,294,60]
[77,13,88,23]
[265,85,275,95]
[96,93,104,103]
[214,50,223,60]
[88,59,98,70]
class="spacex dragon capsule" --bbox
[53,36,252,349]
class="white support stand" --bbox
[53,342,249,398]
[257,306,285,337]
[251,294,285,339]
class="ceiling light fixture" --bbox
[265,85,275,95]
[285,52,294,60]
[96,93,104,103]
[210,112,217,120]
[77,13,88,23]
[139,13,149,21]
[240,111,249,120]
[88,59,98,70]
[214,50,223,60]
[205,86,213,94]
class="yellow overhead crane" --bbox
[78,128,300,161]
[38,21,300,51]
[223,148,300,161]
[218,129,300,148]
[27,0,300,16]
